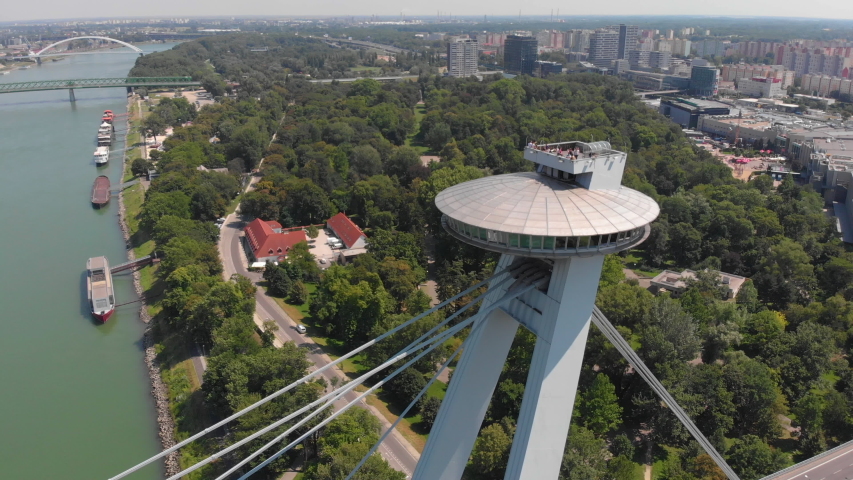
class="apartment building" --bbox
[447,37,479,78]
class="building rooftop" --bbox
[326,213,366,249]
[662,97,731,111]
[434,172,659,237]
[244,218,307,260]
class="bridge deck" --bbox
[0,77,201,94]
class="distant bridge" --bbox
[0,77,201,101]
[635,89,686,98]
[309,75,419,84]
[13,36,144,63]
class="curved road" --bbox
[218,201,420,477]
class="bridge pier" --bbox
[69,88,75,102]
[36,57,42,66]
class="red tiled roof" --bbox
[266,220,283,230]
[327,212,366,249]
[244,218,306,260]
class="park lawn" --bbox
[405,103,431,155]
[350,66,382,73]
[621,250,663,278]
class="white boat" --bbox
[93,146,109,165]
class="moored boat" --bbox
[93,146,109,165]
[87,256,115,322]
[91,175,110,208]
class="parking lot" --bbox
[310,228,340,268]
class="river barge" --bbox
[91,175,110,208]
[87,256,115,322]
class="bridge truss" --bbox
[0,77,202,95]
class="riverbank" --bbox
[118,94,180,477]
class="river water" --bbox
[0,43,176,479]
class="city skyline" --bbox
[4,1,853,24]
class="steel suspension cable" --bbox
[590,308,740,480]
[219,311,469,480]
[164,275,517,480]
[108,270,505,480]
[344,329,466,480]
[235,282,544,480]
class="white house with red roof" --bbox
[326,213,367,250]
[244,218,307,263]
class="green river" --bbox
[0,44,176,479]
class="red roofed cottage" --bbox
[326,213,367,249]
[244,218,307,263]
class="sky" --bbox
[4,0,853,23]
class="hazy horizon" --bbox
[4,0,853,24]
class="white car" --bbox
[296,324,307,334]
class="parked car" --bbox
[296,324,307,334]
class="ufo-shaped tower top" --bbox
[435,140,660,258]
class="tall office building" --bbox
[691,65,720,96]
[504,35,538,75]
[607,24,639,59]
[447,36,479,78]
[589,29,619,68]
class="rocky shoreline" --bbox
[119,95,181,477]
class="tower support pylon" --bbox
[414,140,659,480]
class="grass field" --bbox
[405,103,431,155]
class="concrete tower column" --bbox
[504,255,605,480]
[412,254,520,480]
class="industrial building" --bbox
[658,97,730,129]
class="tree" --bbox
[306,225,320,239]
[470,421,514,480]
[726,435,790,479]
[142,113,167,142]
[607,456,637,480]
[263,263,293,297]
[190,184,227,222]
[578,374,622,436]
[793,392,828,457]
[560,425,608,480]
[131,157,151,177]
[418,395,442,430]
[307,409,405,480]
[596,283,654,329]
[386,367,426,406]
[599,255,626,289]
[289,280,309,305]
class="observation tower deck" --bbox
[435,141,659,258]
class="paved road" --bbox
[768,441,853,480]
[218,206,420,477]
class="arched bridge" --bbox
[34,36,143,57]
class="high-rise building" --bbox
[565,29,591,53]
[628,50,650,69]
[589,29,619,68]
[649,51,671,70]
[691,65,720,96]
[504,35,538,75]
[447,36,479,78]
[607,24,639,59]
